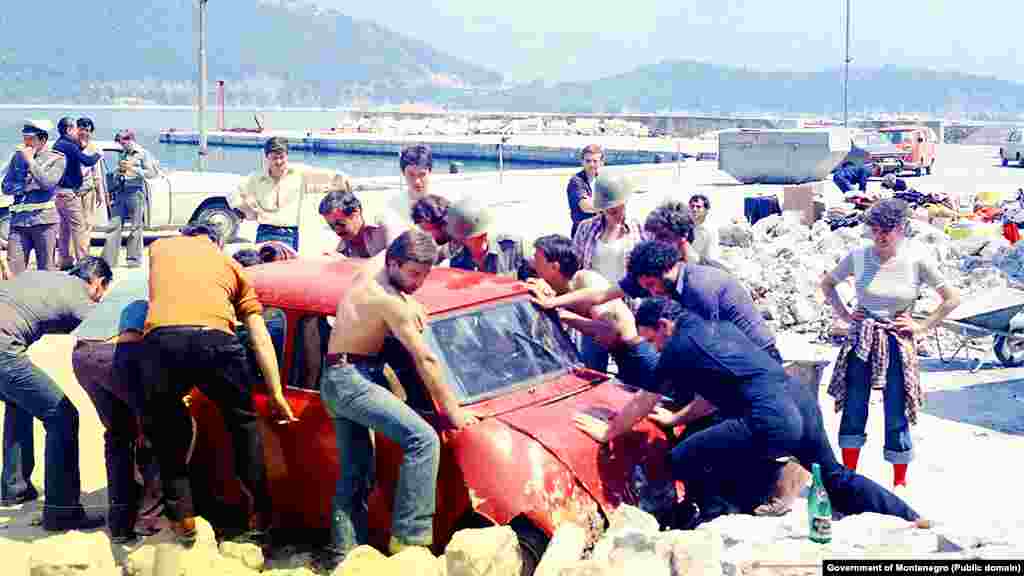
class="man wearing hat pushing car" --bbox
[2,119,67,275]
[445,197,532,280]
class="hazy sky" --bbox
[322,0,1021,84]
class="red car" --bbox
[863,125,938,177]
[179,258,677,571]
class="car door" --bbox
[247,311,339,531]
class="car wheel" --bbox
[193,203,240,240]
[926,160,933,175]
[511,520,549,576]
[994,333,1024,367]
[914,166,923,177]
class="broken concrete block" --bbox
[606,505,660,535]
[656,530,723,576]
[444,526,520,576]
[331,545,389,576]
[390,546,443,576]
[220,540,265,571]
[28,530,117,576]
[535,523,587,576]
[590,530,659,566]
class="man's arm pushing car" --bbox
[243,312,298,424]
[384,298,478,430]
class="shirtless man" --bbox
[317,230,477,569]
[528,234,652,380]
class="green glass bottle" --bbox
[808,463,832,544]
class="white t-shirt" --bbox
[830,240,946,320]
[591,234,630,285]
[691,223,721,265]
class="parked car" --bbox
[91,141,245,240]
[74,258,679,573]
[863,125,937,177]
[1000,128,1024,167]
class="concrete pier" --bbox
[159,129,716,166]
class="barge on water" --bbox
[158,128,706,166]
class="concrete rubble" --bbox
[1,503,1021,576]
[719,214,1022,356]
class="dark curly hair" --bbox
[319,189,362,216]
[400,144,433,172]
[644,201,695,244]
[533,234,580,279]
[232,249,262,268]
[411,194,450,225]
[689,194,711,211]
[635,297,687,328]
[864,199,911,232]
[626,240,681,281]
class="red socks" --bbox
[842,448,861,471]
[893,463,908,487]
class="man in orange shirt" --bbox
[139,223,296,548]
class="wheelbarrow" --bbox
[921,287,1024,372]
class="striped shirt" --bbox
[830,240,946,321]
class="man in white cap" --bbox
[446,197,531,279]
[2,119,66,275]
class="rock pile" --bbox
[4,504,1023,576]
[719,215,1021,354]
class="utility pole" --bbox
[197,0,209,157]
[843,0,851,127]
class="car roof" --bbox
[878,126,922,132]
[246,258,530,317]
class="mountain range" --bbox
[0,0,1022,118]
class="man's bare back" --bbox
[570,269,634,337]
[327,260,426,357]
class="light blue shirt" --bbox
[71,266,149,341]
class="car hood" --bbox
[488,377,676,514]
[164,169,245,190]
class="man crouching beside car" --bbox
[71,266,164,545]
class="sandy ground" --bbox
[1,143,1024,552]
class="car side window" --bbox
[236,306,287,383]
[289,315,332,391]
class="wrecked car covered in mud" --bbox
[75,258,679,572]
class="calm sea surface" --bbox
[0,107,545,177]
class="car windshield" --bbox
[426,299,580,402]
[879,131,912,144]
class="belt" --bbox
[11,200,56,213]
[325,352,380,367]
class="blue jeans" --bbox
[579,335,609,373]
[0,352,85,522]
[319,362,440,561]
[838,337,913,463]
[256,225,299,251]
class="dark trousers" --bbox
[670,375,918,524]
[102,189,145,268]
[72,341,147,537]
[0,352,85,524]
[139,326,268,522]
[833,167,868,193]
[256,225,299,251]
[8,223,58,275]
